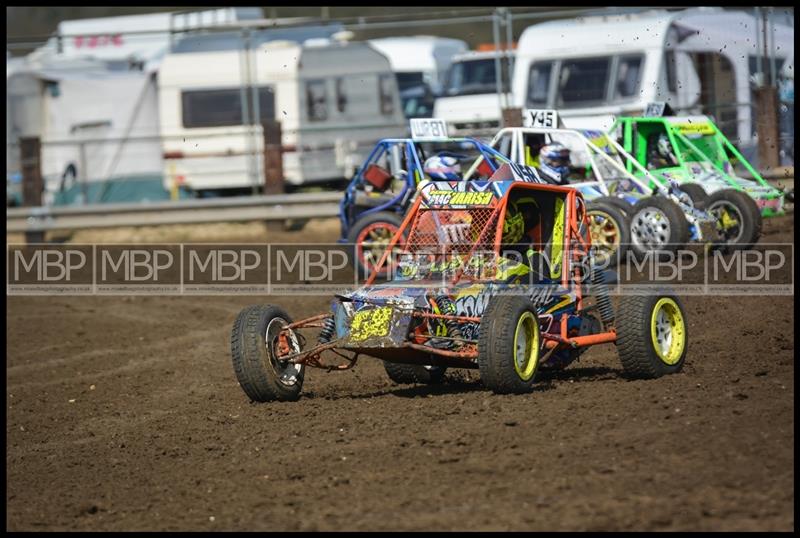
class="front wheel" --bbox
[230,305,304,402]
[616,294,688,378]
[478,295,541,394]
[347,211,405,280]
[586,200,631,266]
[629,196,690,257]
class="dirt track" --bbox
[6,214,795,531]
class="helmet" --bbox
[424,154,462,180]
[657,134,673,158]
[540,143,571,180]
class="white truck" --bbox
[432,49,515,136]
[368,36,468,118]
[511,7,794,160]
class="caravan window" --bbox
[306,80,328,121]
[379,74,395,116]
[526,61,553,107]
[615,55,644,100]
[182,87,275,128]
[665,50,678,94]
[557,57,611,107]
[335,78,348,113]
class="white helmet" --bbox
[423,154,462,180]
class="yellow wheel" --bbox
[617,294,688,378]
[478,296,542,394]
[650,298,686,366]
[513,311,539,381]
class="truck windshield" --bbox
[395,72,426,92]
[444,57,512,96]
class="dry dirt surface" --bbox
[6,214,795,531]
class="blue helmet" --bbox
[424,154,462,180]
[540,143,571,180]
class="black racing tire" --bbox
[586,200,631,267]
[592,195,632,217]
[230,304,304,402]
[616,293,688,379]
[677,183,710,209]
[629,196,690,257]
[477,295,541,394]
[383,362,447,384]
[346,211,406,280]
[706,189,762,251]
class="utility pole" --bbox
[753,7,780,170]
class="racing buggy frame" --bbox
[231,176,689,402]
[339,132,509,277]
[464,121,762,259]
[611,114,789,217]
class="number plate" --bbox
[523,109,558,128]
[348,306,393,342]
[410,118,449,140]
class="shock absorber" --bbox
[433,295,463,344]
[318,316,336,344]
[590,264,614,325]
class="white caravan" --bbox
[7,8,267,205]
[7,63,163,205]
[512,7,794,157]
[368,36,468,118]
[433,49,515,136]
[158,37,407,193]
[26,8,264,71]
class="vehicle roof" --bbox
[171,23,344,53]
[516,9,678,57]
[451,49,514,62]
[516,7,794,59]
[368,36,468,72]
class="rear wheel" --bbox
[706,189,762,250]
[383,362,447,384]
[230,305,304,402]
[586,200,630,266]
[478,295,541,394]
[629,196,690,257]
[347,211,405,280]
[616,294,688,378]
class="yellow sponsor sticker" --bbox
[349,307,393,342]
[674,122,714,135]
[427,190,494,206]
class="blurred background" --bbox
[5,6,794,215]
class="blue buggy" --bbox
[340,135,509,277]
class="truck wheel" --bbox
[706,189,762,250]
[478,295,541,394]
[586,200,630,266]
[616,294,688,378]
[384,362,447,384]
[347,211,405,280]
[677,183,710,209]
[230,305,304,402]
[629,196,690,257]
